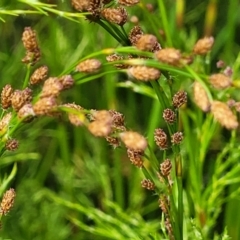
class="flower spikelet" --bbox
[160,159,172,176]
[40,77,63,98]
[193,82,210,112]
[171,132,183,144]
[0,188,16,216]
[1,84,14,109]
[141,179,155,190]
[101,7,128,26]
[135,34,158,51]
[63,103,85,126]
[120,131,147,151]
[128,26,143,45]
[155,48,181,66]
[5,139,19,151]
[193,36,214,55]
[76,59,102,73]
[33,96,58,116]
[11,88,32,112]
[30,66,48,85]
[127,148,144,168]
[154,128,168,150]
[0,113,12,135]
[128,66,161,81]
[211,101,238,130]
[163,109,176,124]
[209,73,232,90]
[118,0,139,6]
[18,104,35,122]
[59,75,74,90]
[172,90,187,108]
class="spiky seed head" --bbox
[128,66,161,81]
[5,139,19,151]
[193,36,214,55]
[141,179,155,190]
[172,90,187,108]
[101,7,128,26]
[0,188,16,216]
[160,159,172,176]
[127,148,144,168]
[76,59,102,73]
[154,128,168,150]
[118,0,139,6]
[211,101,238,130]
[155,48,182,66]
[135,34,158,51]
[163,109,176,124]
[58,75,74,90]
[209,73,232,90]
[193,82,211,112]
[1,84,14,109]
[30,66,48,85]
[33,96,58,116]
[128,26,143,45]
[171,131,183,145]
[40,77,63,98]
[120,131,147,151]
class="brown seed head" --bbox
[172,90,187,108]
[63,103,85,126]
[76,59,102,73]
[211,101,238,130]
[22,27,38,52]
[91,110,113,124]
[127,148,144,168]
[33,96,58,116]
[193,36,214,55]
[0,188,16,216]
[135,34,158,51]
[109,110,125,128]
[171,131,183,145]
[128,66,161,81]
[165,218,174,240]
[160,159,172,176]
[106,136,121,148]
[155,48,182,66]
[1,84,14,109]
[22,49,41,65]
[120,131,147,151]
[141,179,155,190]
[154,128,168,150]
[30,66,48,85]
[128,26,143,45]
[163,109,176,124]
[18,103,35,122]
[101,7,128,26]
[209,73,232,90]
[11,88,32,112]
[88,121,112,137]
[59,75,74,90]
[159,195,169,214]
[193,82,210,112]
[71,0,101,12]
[0,113,12,134]
[40,77,63,98]
[5,139,19,151]
[118,0,139,6]
[106,54,128,69]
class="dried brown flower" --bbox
[109,110,125,128]
[172,90,187,108]
[71,0,101,12]
[33,96,58,116]
[0,113,12,135]
[22,27,38,52]
[88,121,112,137]
[18,103,35,122]
[135,34,158,51]
[0,188,16,216]
[128,26,143,45]
[63,103,85,126]
[128,66,161,81]
[5,139,19,151]
[40,77,63,98]
[127,148,144,168]
[1,84,14,109]
[155,48,182,66]
[22,49,41,65]
[118,0,139,6]
[193,36,214,55]
[141,179,155,190]
[11,88,32,112]
[120,131,147,151]
[159,195,169,214]
[171,131,183,144]
[59,75,74,90]
[76,59,102,73]
[160,159,172,176]
[211,101,238,130]
[30,66,48,85]
[209,73,232,90]
[193,81,210,112]
[163,109,176,124]
[165,218,174,240]
[154,128,168,150]
[101,7,128,26]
